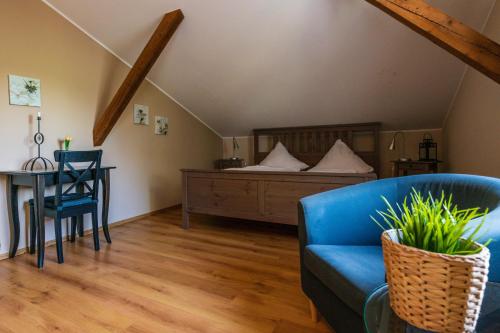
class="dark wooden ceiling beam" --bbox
[93,9,184,146]
[364,0,500,84]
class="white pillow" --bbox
[308,139,373,173]
[259,142,309,171]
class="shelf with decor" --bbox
[388,132,443,177]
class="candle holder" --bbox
[23,114,54,171]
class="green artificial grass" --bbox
[372,189,491,255]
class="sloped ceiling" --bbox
[44,0,496,136]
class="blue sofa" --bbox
[298,174,500,333]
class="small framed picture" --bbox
[8,74,41,107]
[155,116,168,135]
[133,104,149,125]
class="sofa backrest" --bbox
[395,174,500,212]
[394,174,500,282]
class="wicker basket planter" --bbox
[381,229,490,333]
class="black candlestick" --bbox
[23,114,54,171]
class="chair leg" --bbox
[54,215,64,264]
[78,215,84,237]
[309,299,319,322]
[102,219,112,244]
[91,210,100,251]
[70,217,77,242]
[29,203,37,254]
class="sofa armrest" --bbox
[299,178,398,251]
[479,208,500,282]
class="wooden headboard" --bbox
[253,122,381,174]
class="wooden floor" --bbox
[0,208,332,333]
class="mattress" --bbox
[225,165,300,172]
[225,165,373,174]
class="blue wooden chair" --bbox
[29,150,103,266]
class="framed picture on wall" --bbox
[133,104,149,125]
[155,116,168,135]
[8,74,41,107]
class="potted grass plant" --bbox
[372,189,491,333]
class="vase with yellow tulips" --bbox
[63,136,72,151]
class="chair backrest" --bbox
[54,150,103,207]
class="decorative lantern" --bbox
[23,112,54,171]
[419,133,437,161]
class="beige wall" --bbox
[223,129,443,178]
[0,0,222,256]
[443,2,500,178]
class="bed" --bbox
[181,122,380,228]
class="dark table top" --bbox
[0,166,116,176]
[364,282,500,333]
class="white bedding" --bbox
[225,139,374,174]
[307,139,373,173]
[225,165,299,172]
[258,142,309,171]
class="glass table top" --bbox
[363,282,500,333]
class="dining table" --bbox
[0,166,115,267]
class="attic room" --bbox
[0,0,499,332]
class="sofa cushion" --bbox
[304,245,385,315]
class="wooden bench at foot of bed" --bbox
[181,169,376,228]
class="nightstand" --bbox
[214,158,244,169]
[391,160,442,177]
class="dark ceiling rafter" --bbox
[93,9,184,146]
[364,0,500,84]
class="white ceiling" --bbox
[44,0,496,136]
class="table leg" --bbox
[182,209,190,229]
[33,175,45,268]
[6,176,20,258]
[182,172,190,229]
[29,203,37,254]
[77,183,84,237]
[101,169,111,243]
